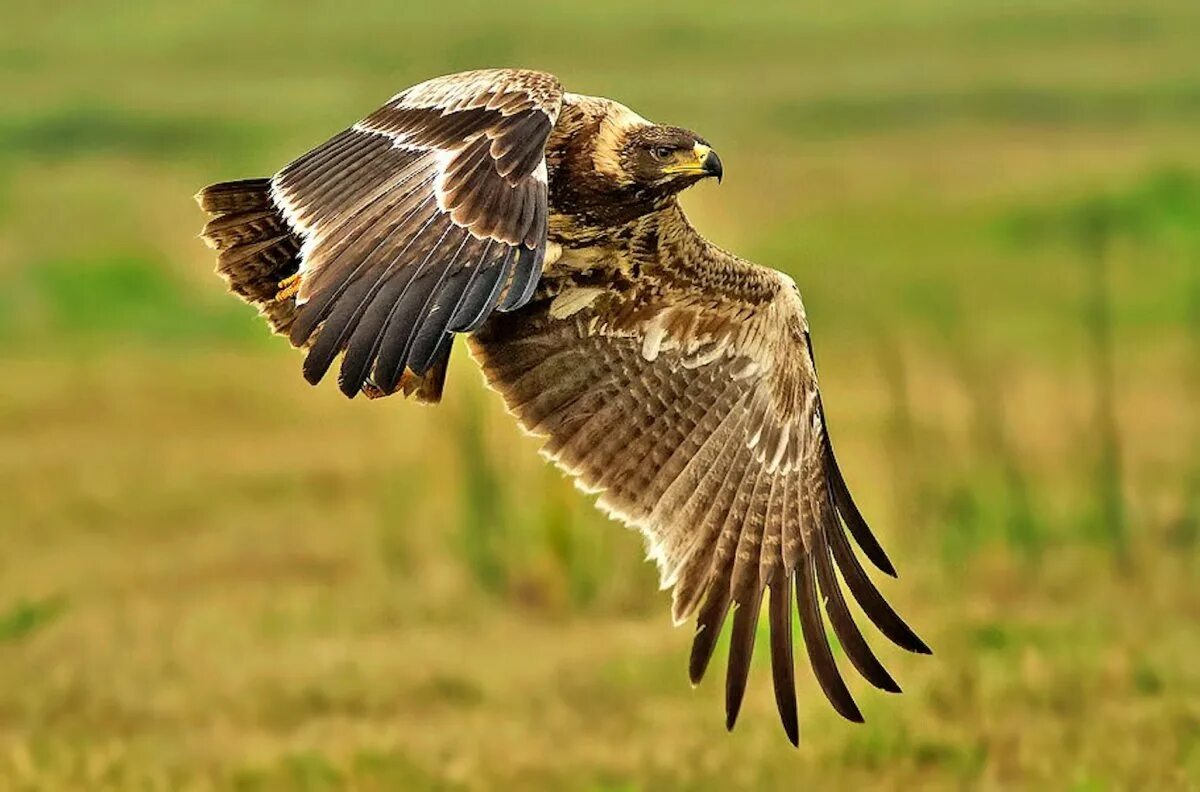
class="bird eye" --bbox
[651,146,673,161]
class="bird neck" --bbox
[548,198,693,252]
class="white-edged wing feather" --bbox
[271,68,563,397]
[470,256,929,746]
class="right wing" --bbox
[270,68,563,396]
[470,258,928,745]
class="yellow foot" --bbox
[276,273,302,302]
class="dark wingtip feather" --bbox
[371,268,446,393]
[812,520,904,693]
[337,270,417,398]
[797,556,863,723]
[688,628,716,687]
[810,386,896,579]
[299,274,380,389]
[302,352,329,386]
[768,578,800,746]
[724,590,763,732]
[832,488,897,579]
[824,436,897,578]
[448,255,510,333]
[688,576,732,687]
[408,275,472,374]
[337,367,363,398]
[828,521,931,655]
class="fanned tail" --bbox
[196,178,301,337]
[195,177,452,402]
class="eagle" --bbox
[196,68,929,745]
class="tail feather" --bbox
[195,176,453,403]
[197,178,302,337]
[196,178,275,213]
[201,208,287,249]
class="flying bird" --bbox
[196,68,929,745]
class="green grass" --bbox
[2,0,1199,789]
[0,597,68,645]
[0,255,261,347]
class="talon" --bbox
[276,273,302,302]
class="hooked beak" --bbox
[663,142,724,183]
[694,142,723,183]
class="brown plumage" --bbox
[196,68,929,745]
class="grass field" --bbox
[2,1,1199,789]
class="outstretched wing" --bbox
[469,257,929,745]
[270,68,562,397]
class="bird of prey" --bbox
[196,68,929,745]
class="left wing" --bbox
[469,253,929,744]
[266,68,561,396]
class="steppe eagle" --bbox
[196,68,929,745]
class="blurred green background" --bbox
[2,1,1199,789]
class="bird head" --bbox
[618,125,723,191]
[546,96,723,228]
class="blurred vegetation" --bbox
[1,0,1199,789]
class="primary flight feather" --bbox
[196,68,929,745]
